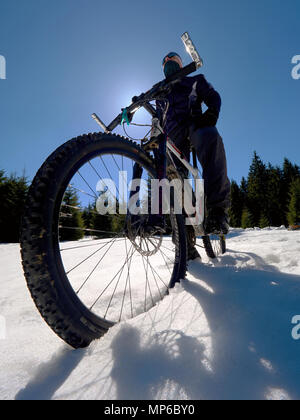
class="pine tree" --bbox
[240,177,248,200]
[280,158,300,225]
[92,203,112,238]
[229,180,243,227]
[265,163,283,226]
[0,171,28,242]
[110,213,126,234]
[287,178,300,226]
[282,158,300,182]
[241,206,253,229]
[247,152,268,226]
[222,155,300,230]
[59,186,85,241]
[82,203,95,236]
[92,194,127,237]
[0,170,6,183]
[259,212,270,228]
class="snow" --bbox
[1,227,300,400]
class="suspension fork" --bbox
[129,162,144,210]
[153,135,167,216]
[128,136,167,221]
[124,162,144,236]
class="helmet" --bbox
[162,52,183,78]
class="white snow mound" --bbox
[1,228,300,400]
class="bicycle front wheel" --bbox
[20,132,187,348]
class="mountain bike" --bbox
[20,33,226,348]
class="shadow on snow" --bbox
[15,249,300,400]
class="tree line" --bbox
[59,185,126,242]
[229,153,300,228]
[0,172,124,243]
[0,170,28,242]
[1,153,300,242]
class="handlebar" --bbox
[106,61,197,133]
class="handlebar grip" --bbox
[132,62,197,103]
[164,62,197,83]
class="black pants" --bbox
[170,124,231,210]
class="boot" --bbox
[188,246,201,261]
[186,225,201,261]
[204,207,229,235]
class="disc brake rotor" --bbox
[126,216,163,257]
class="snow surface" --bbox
[1,227,300,400]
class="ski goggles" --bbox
[162,52,182,67]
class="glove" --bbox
[127,111,134,123]
[121,108,134,125]
[193,108,219,128]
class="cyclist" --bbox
[158,52,230,260]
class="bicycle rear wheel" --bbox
[202,234,226,259]
[20,132,187,348]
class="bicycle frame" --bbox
[93,97,205,233]
[166,137,205,231]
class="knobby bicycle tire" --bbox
[20,132,187,348]
[202,234,226,259]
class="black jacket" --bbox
[157,74,221,135]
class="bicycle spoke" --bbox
[60,237,125,252]
[112,154,121,172]
[61,203,112,218]
[158,248,173,274]
[66,237,117,275]
[104,244,136,319]
[126,240,134,319]
[88,160,120,210]
[77,170,98,199]
[140,252,167,300]
[59,225,124,236]
[142,254,155,311]
[118,239,134,321]
[159,245,174,263]
[99,156,121,198]
[76,237,118,294]
[69,184,96,200]
[160,243,176,253]
[90,244,137,312]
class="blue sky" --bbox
[0,0,299,184]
